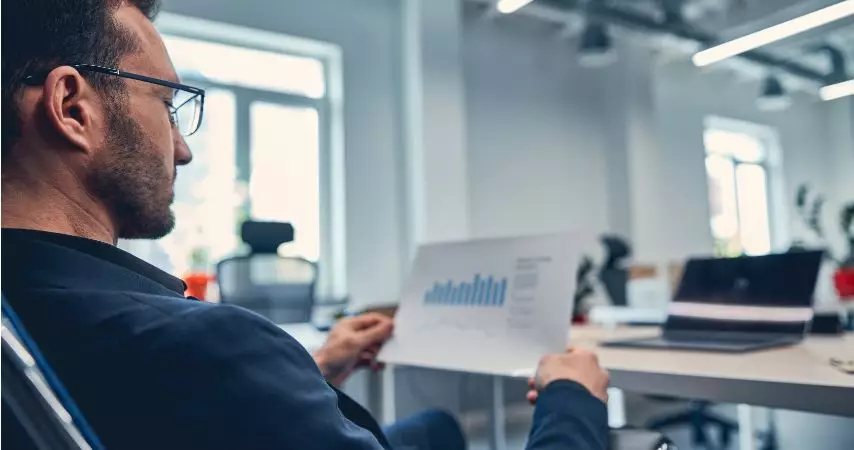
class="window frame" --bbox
[704,116,788,256]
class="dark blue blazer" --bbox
[1,228,607,449]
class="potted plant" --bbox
[833,203,854,299]
[793,185,854,301]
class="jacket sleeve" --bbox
[140,304,388,450]
[525,380,609,450]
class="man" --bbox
[1,1,610,449]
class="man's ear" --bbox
[41,66,104,154]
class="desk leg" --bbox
[489,375,507,450]
[738,404,756,450]
[606,387,626,429]
[381,364,396,426]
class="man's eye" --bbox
[164,102,177,125]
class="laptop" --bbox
[603,251,823,353]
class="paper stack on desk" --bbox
[379,233,582,377]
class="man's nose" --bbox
[174,132,193,166]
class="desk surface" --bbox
[575,326,854,417]
[278,321,853,416]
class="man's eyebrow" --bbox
[152,83,174,98]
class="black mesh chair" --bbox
[217,221,319,324]
[611,428,677,450]
[647,401,734,449]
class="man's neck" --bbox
[2,175,118,246]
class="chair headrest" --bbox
[241,221,295,254]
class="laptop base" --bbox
[602,335,801,353]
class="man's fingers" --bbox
[348,313,392,331]
[526,390,538,405]
[355,320,394,346]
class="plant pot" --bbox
[834,268,854,299]
[184,273,214,300]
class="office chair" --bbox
[217,221,319,324]
[2,296,104,450]
[647,400,735,450]
[610,428,677,450]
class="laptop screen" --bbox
[665,251,823,337]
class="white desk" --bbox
[382,326,854,450]
[575,327,854,417]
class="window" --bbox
[704,127,773,257]
[249,102,321,261]
[121,15,345,298]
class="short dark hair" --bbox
[1,0,161,154]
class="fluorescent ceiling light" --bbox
[820,79,854,101]
[496,0,534,14]
[693,0,854,67]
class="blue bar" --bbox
[423,275,510,307]
[486,282,492,305]
[472,275,481,305]
[475,279,482,305]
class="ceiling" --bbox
[471,0,854,90]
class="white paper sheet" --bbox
[379,233,582,376]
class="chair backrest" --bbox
[2,296,103,450]
[217,255,318,324]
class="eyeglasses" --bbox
[22,64,205,137]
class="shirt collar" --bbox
[1,228,186,295]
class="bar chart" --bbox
[423,274,508,307]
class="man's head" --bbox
[2,0,194,241]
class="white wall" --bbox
[646,61,848,261]
[161,0,407,308]
[461,10,851,263]
[463,14,612,240]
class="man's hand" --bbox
[313,313,394,386]
[527,347,609,405]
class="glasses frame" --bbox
[22,63,206,136]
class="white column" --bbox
[602,43,713,263]
[601,43,666,260]
[381,364,397,426]
[827,97,854,213]
[401,0,470,266]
